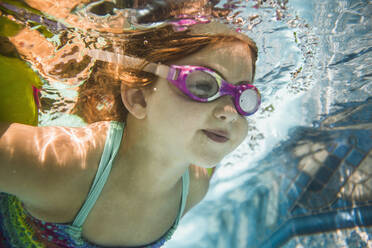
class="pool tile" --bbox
[324,154,341,171]
[345,149,365,167]
[332,144,350,159]
[308,179,324,191]
[315,166,333,185]
[294,172,311,188]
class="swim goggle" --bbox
[87,49,261,116]
[144,63,261,116]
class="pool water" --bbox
[1,0,371,247]
[165,0,372,247]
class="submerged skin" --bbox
[132,41,253,168]
[0,41,254,246]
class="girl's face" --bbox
[144,41,254,168]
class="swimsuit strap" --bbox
[72,121,124,228]
[175,168,190,224]
[160,168,190,242]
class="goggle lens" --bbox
[185,69,260,116]
[168,66,261,116]
[239,89,260,114]
[185,70,219,99]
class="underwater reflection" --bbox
[1,0,371,248]
[259,98,372,247]
[1,122,109,170]
[0,1,260,247]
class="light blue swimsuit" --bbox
[0,121,190,248]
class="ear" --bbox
[121,84,149,119]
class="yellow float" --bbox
[0,15,42,126]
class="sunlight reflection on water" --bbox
[1,0,371,247]
[166,0,372,247]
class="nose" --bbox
[213,96,239,122]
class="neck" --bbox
[113,115,189,198]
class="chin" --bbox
[189,144,228,167]
[194,155,224,168]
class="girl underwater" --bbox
[0,19,260,248]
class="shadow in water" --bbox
[256,97,372,247]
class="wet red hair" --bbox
[73,24,258,123]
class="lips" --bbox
[202,129,230,143]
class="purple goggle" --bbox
[146,64,261,116]
[86,49,261,116]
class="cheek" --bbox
[234,118,249,146]
[147,81,205,132]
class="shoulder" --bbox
[37,121,112,180]
[184,165,213,214]
[36,121,111,168]
[11,121,113,221]
[2,121,111,203]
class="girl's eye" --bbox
[186,71,219,98]
[188,81,218,98]
[195,81,214,91]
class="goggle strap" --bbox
[87,49,171,78]
[143,63,170,78]
[87,49,147,69]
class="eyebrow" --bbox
[197,64,252,84]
